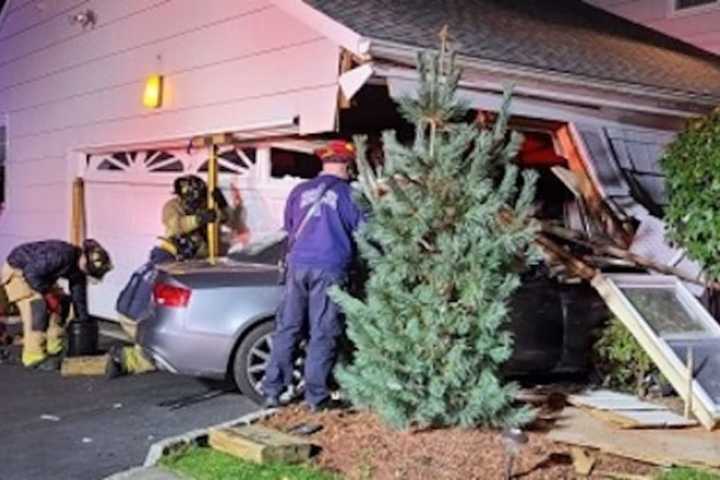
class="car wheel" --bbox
[232,321,305,404]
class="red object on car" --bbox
[153,283,191,308]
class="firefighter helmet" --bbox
[314,140,355,164]
[82,239,113,280]
[173,175,207,211]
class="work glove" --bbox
[212,188,229,210]
[44,292,62,315]
[196,208,218,226]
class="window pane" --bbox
[623,288,711,336]
[676,0,715,10]
[668,338,720,404]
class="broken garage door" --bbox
[593,273,720,430]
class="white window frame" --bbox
[669,0,720,16]
[593,273,720,429]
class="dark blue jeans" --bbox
[263,265,346,406]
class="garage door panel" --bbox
[83,145,298,319]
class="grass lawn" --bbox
[160,446,338,480]
[658,468,720,480]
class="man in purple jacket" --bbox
[263,140,363,411]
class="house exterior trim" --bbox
[370,39,720,115]
[271,0,370,56]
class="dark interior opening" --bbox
[271,148,322,179]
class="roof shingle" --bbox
[305,0,720,98]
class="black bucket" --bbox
[66,320,99,357]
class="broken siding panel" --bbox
[575,124,631,198]
[576,124,675,214]
[605,127,675,212]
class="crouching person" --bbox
[106,174,241,378]
[0,239,112,369]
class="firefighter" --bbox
[262,140,363,411]
[0,239,112,370]
[106,174,237,378]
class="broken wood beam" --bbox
[570,446,597,476]
[535,233,597,281]
[497,208,597,281]
[540,222,720,290]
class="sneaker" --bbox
[263,396,280,409]
[307,398,344,413]
[31,355,62,371]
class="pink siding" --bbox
[586,0,720,54]
[0,0,340,261]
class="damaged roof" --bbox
[304,0,720,99]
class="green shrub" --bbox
[593,317,659,395]
[661,108,720,280]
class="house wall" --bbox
[0,0,340,313]
[585,0,720,54]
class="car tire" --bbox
[233,321,274,404]
[232,321,306,404]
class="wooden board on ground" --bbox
[569,390,665,411]
[569,390,697,429]
[60,355,108,376]
[570,446,596,476]
[549,407,720,469]
[208,424,312,464]
[586,408,697,429]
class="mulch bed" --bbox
[261,405,659,480]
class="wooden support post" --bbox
[207,141,219,264]
[70,177,86,246]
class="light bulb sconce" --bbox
[143,74,164,109]
[68,9,97,30]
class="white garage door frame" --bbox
[79,137,307,320]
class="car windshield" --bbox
[228,231,286,265]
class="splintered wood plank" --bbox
[208,425,312,464]
[569,390,665,411]
[549,408,720,469]
[570,446,597,476]
[60,355,108,376]
[585,407,697,429]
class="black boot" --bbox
[105,344,126,379]
[31,354,62,371]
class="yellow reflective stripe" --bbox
[123,346,155,374]
[157,238,178,256]
[47,338,64,355]
[22,351,46,367]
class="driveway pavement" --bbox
[0,344,258,480]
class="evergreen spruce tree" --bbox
[330,44,539,430]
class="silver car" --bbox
[137,235,607,404]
